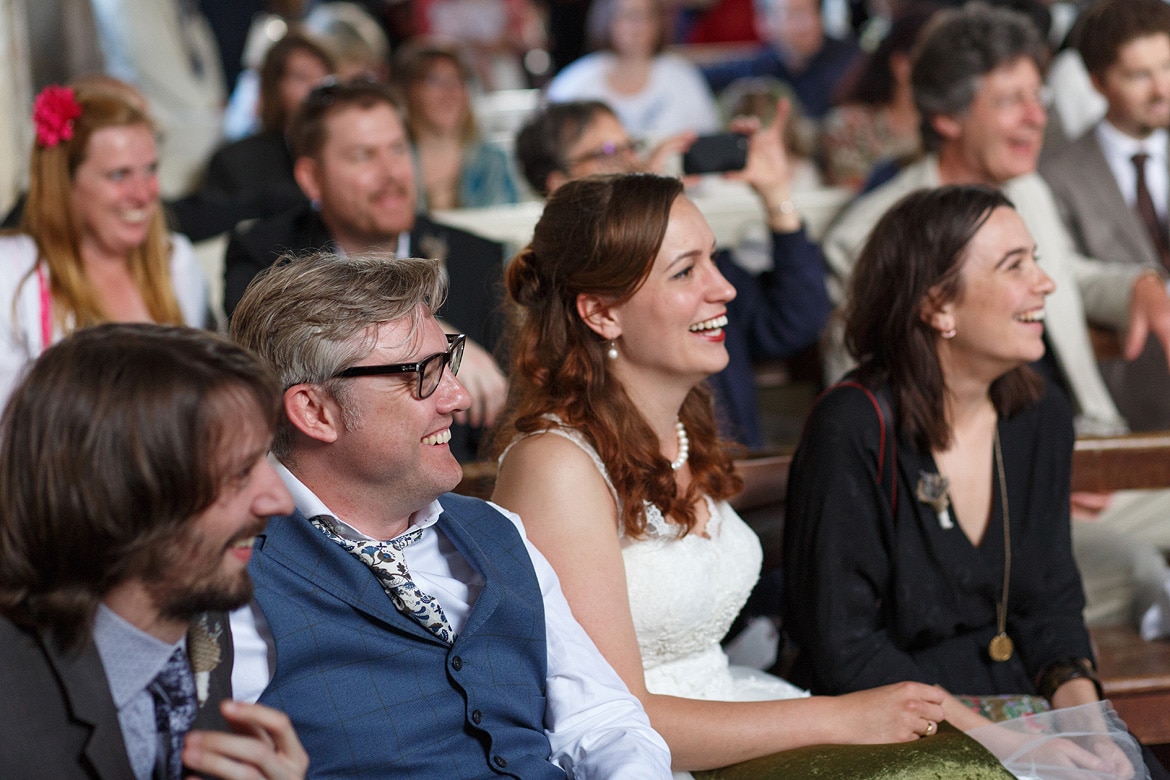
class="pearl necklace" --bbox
[670,419,690,471]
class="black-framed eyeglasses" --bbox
[564,138,645,170]
[332,334,465,399]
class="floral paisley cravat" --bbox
[309,515,456,643]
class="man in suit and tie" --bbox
[1041,0,1170,432]
[223,78,507,462]
[0,324,306,779]
[228,252,672,778]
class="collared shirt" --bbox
[1096,120,1169,220]
[231,461,672,779]
[93,604,186,780]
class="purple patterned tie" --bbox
[149,647,198,780]
[310,515,456,643]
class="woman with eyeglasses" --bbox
[545,0,720,139]
[490,173,954,776]
[0,81,208,404]
[395,43,519,211]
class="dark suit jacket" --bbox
[0,612,233,780]
[1040,127,1170,430]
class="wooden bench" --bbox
[456,435,1170,746]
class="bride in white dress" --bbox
[490,172,946,775]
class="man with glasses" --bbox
[822,3,1170,629]
[223,78,507,463]
[228,251,672,778]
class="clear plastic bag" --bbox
[966,701,1149,780]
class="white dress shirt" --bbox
[231,460,672,779]
[1096,121,1169,221]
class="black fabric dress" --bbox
[783,376,1093,697]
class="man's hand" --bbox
[183,700,308,780]
[645,131,697,175]
[1125,271,1170,364]
[454,337,507,429]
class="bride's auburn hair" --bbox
[492,173,741,537]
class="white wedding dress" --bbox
[504,424,806,774]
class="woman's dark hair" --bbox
[835,4,941,106]
[258,31,335,135]
[492,173,741,537]
[845,184,1043,450]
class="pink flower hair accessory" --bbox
[33,86,82,149]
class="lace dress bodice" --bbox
[503,424,806,703]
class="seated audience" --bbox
[1041,0,1170,433]
[228,251,673,778]
[202,30,333,213]
[490,173,947,775]
[702,0,861,120]
[0,323,306,780]
[0,83,208,404]
[821,2,1170,629]
[223,78,507,461]
[785,184,1151,777]
[820,4,937,190]
[303,1,391,81]
[546,0,721,139]
[719,77,822,190]
[395,43,519,210]
[515,99,829,449]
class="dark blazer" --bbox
[1040,127,1170,430]
[0,612,233,780]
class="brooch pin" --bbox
[916,471,954,529]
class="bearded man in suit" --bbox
[0,324,306,780]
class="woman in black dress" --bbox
[784,185,1136,775]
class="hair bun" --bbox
[506,245,547,308]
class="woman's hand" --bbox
[182,700,309,780]
[725,99,800,233]
[828,681,947,743]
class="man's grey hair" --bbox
[911,3,1047,151]
[230,251,446,459]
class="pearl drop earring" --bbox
[607,340,619,360]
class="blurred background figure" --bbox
[819,2,937,189]
[703,0,861,121]
[395,42,520,210]
[303,1,392,80]
[0,83,209,402]
[546,0,720,138]
[719,76,821,190]
[89,0,227,197]
[204,30,333,211]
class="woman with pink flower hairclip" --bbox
[0,81,208,402]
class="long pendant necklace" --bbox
[988,429,1014,663]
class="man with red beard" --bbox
[0,323,307,780]
[223,78,507,463]
[823,4,1170,630]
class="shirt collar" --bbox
[1098,120,1169,162]
[272,456,442,542]
[92,603,185,709]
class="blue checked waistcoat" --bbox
[249,493,561,779]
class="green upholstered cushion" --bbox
[692,723,1014,780]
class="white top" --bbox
[546,52,721,139]
[0,233,209,405]
[519,425,806,702]
[1096,121,1170,221]
[229,461,674,780]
